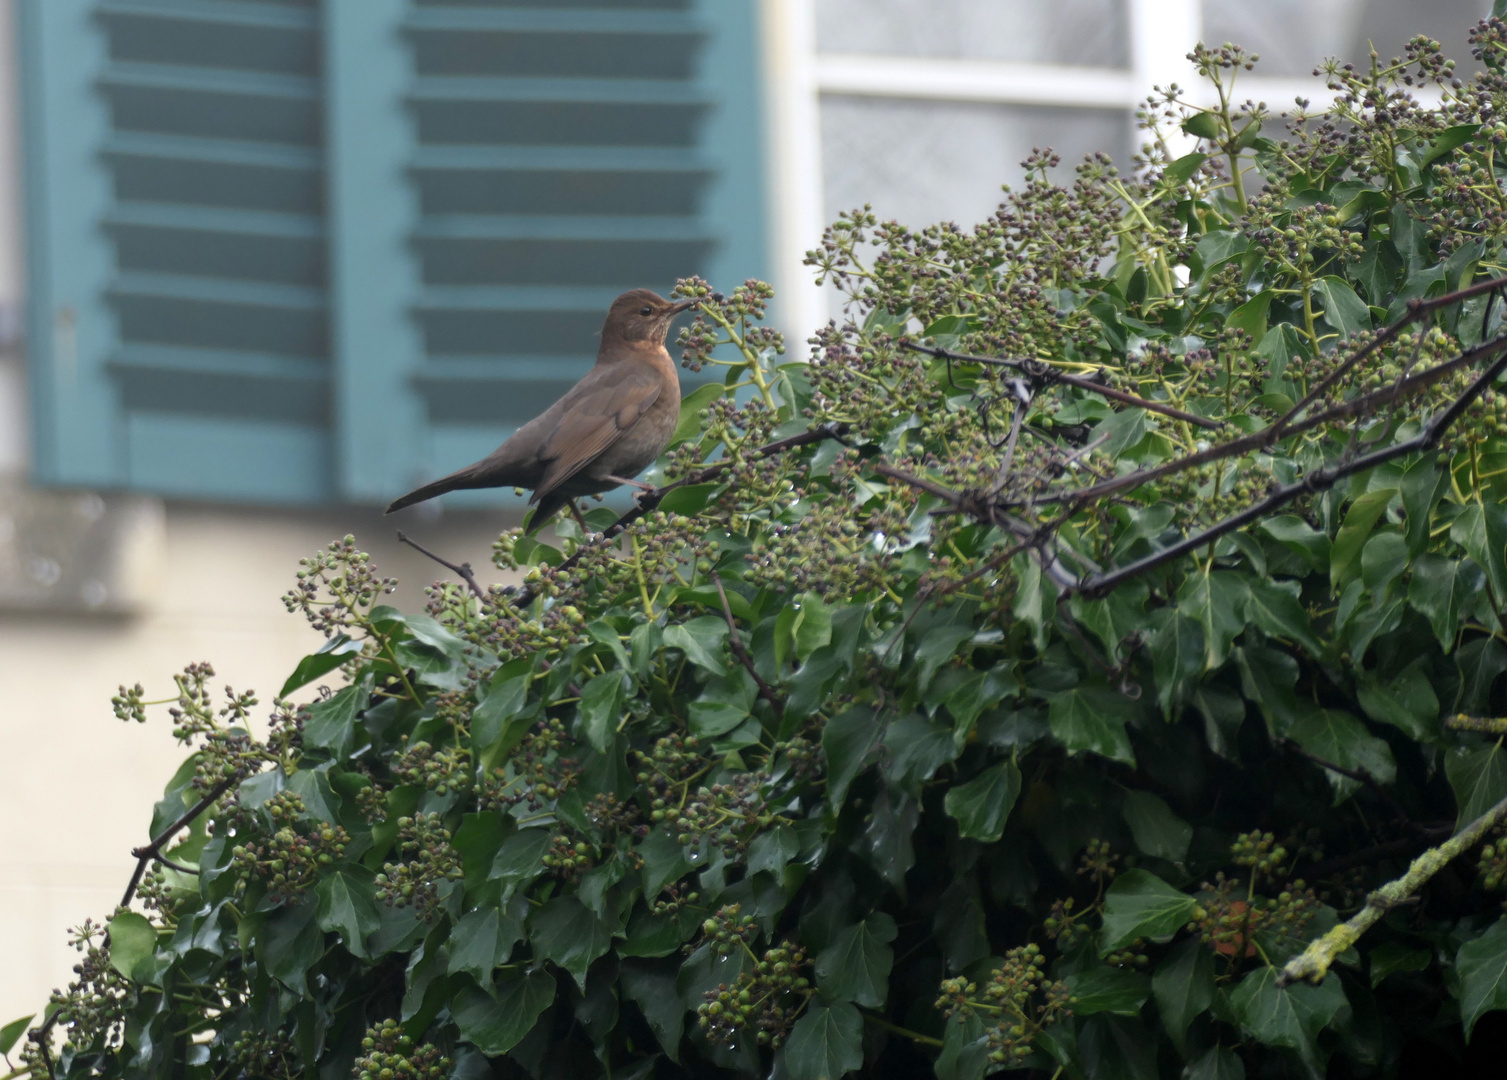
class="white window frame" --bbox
[762,0,1412,334]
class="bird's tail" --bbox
[385,463,492,514]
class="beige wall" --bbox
[0,503,520,1028]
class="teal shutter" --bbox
[20,0,768,505]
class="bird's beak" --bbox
[668,298,699,314]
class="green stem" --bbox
[862,1014,944,1048]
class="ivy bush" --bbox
[20,20,1507,1080]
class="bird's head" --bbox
[600,289,698,349]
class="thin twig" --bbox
[153,854,200,875]
[904,341,1225,429]
[712,576,784,719]
[121,776,237,909]
[397,531,485,601]
[1276,737,1429,839]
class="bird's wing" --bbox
[530,366,664,504]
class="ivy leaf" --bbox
[1187,1044,1246,1080]
[747,824,799,878]
[1065,965,1151,1016]
[1356,660,1439,740]
[530,896,612,991]
[489,827,552,893]
[1178,571,1250,670]
[578,671,623,754]
[1451,501,1507,600]
[1121,790,1192,862]
[1408,555,1467,651]
[822,706,882,809]
[1312,275,1372,339]
[448,899,526,989]
[943,761,1022,843]
[1447,743,1507,832]
[1286,708,1396,805]
[620,963,684,1061]
[814,913,897,1008]
[303,681,370,761]
[883,714,958,788]
[664,617,731,674]
[314,870,380,960]
[1149,609,1204,716]
[0,1015,34,1057]
[1246,579,1325,657]
[259,900,322,995]
[934,1012,989,1080]
[783,1000,864,1080]
[1368,941,1431,987]
[670,382,725,446]
[1100,870,1197,952]
[792,592,834,662]
[106,911,158,982]
[280,633,363,697]
[1229,968,1347,1065]
[451,970,556,1055]
[1153,939,1214,1054]
[1049,686,1136,766]
[1331,488,1396,590]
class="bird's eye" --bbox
[639,306,652,316]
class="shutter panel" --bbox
[376,0,770,505]
[21,0,335,503]
[21,0,769,505]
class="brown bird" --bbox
[386,289,695,531]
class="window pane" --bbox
[1201,0,1489,78]
[820,97,1130,231]
[815,0,1129,68]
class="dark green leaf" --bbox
[1226,290,1273,344]
[260,900,322,994]
[1182,112,1222,139]
[670,382,726,446]
[1230,968,1347,1064]
[934,1013,989,1080]
[578,671,623,754]
[1122,790,1192,862]
[1164,151,1209,186]
[530,896,612,991]
[0,1015,34,1057]
[1077,1015,1159,1080]
[1421,122,1481,166]
[1356,660,1439,740]
[883,714,958,788]
[1178,570,1249,669]
[1150,609,1205,716]
[106,911,157,982]
[280,633,363,697]
[658,482,723,516]
[822,707,881,809]
[1368,941,1430,987]
[1246,579,1325,657]
[1313,275,1371,339]
[1065,965,1151,1015]
[1049,686,1136,766]
[448,899,527,988]
[1187,1044,1245,1080]
[452,970,556,1056]
[1331,488,1396,590]
[814,913,896,1008]
[664,617,730,674]
[489,827,552,893]
[315,870,380,960]
[1153,939,1214,1054]
[783,1000,863,1080]
[944,760,1022,843]
[1408,554,1467,651]
[621,963,684,1061]
[1447,743,1507,832]
[1100,870,1197,952]
[1287,707,1395,805]
[303,682,370,761]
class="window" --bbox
[19,0,769,505]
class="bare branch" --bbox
[903,340,1225,429]
[712,575,785,719]
[397,531,485,601]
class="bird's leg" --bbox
[605,474,656,492]
[567,499,591,532]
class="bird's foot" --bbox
[606,474,656,492]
